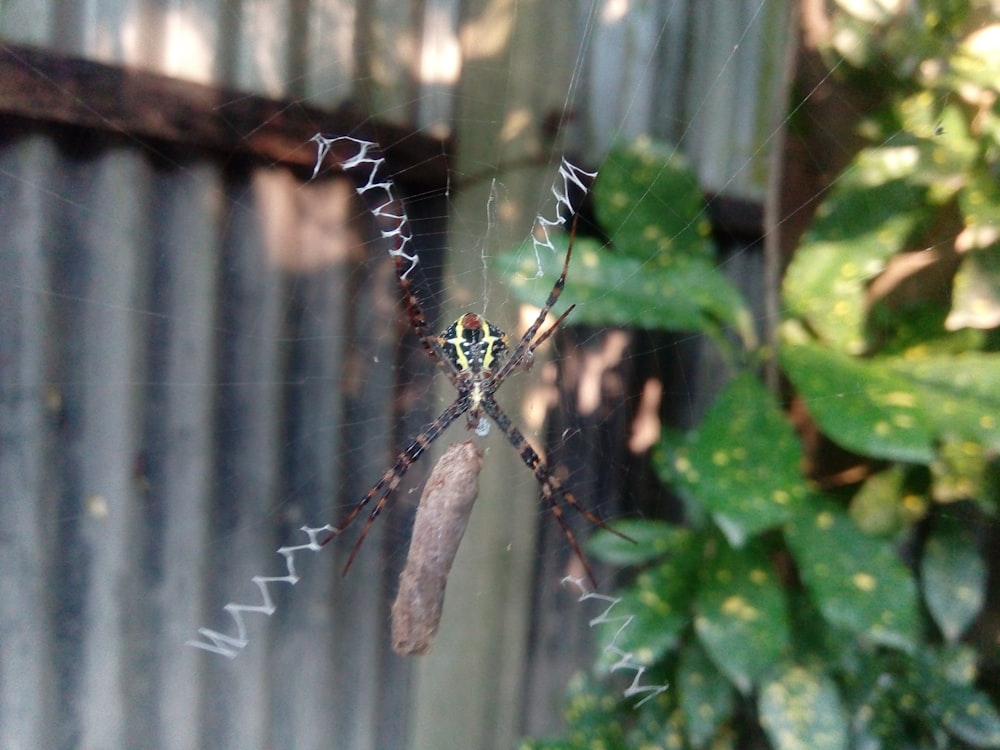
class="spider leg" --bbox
[393,252,463,389]
[322,395,470,574]
[493,216,579,383]
[481,397,632,587]
[527,303,575,354]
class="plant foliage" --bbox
[497,3,1000,748]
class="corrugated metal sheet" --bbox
[0,1,788,748]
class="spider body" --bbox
[440,313,510,375]
[316,143,629,587]
[439,313,516,432]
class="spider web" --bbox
[1,2,995,749]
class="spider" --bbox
[315,140,628,586]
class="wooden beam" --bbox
[0,43,448,188]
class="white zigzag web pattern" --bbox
[186,525,337,658]
[309,134,418,278]
[562,576,669,707]
[529,159,596,277]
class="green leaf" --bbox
[940,685,1000,748]
[678,639,733,748]
[951,25,1000,99]
[587,519,679,566]
[897,98,979,195]
[781,342,1000,463]
[693,538,790,694]
[624,689,688,748]
[662,372,805,545]
[594,138,712,263]
[848,465,927,536]
[921,514,986,642]
[785,497,919,651]
[914,645,1000,748]
[493,136,755,349]
[783,170,926,353]
[535,673,627,750]
[758,664,849,750]
[930,434,994,504]
[960,169,1000,233]
[495,233,753,343]
[595,535,701,671]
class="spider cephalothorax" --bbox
[440,313,510,433]
[440,313,510,376]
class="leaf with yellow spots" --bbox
[678,639,733,748]
[781,343,1000,463]
[518,673,627,750]
[939,684,1000,748]
[849,465,927,535]
[758,664,848,750]
[693,538,789,694]
[594,533,702,673]
[912,644,1000,748]
[930,435,994,505]
[921,514,986,642]
[782,171,927,353]
[959,168,1000,235]
[785,496,918,651]
[661,372,805,545]
[593,138,712,265]
[496,231,753,346]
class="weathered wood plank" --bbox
[0,43,448,188]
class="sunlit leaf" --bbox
[947,245,1000,331]
[495,233,752,342]
[959,169,1000,231]
[758,664,848,750]
[594,138,712,263]
[897,96,978,196]
[662,372,805,546]
[951,24,1000,100]
[785,496,919,651]
[848,465,927,535]
[693,538,790,694]
[930,435,993,504]
[783,172,926,353]
[921,515,986,642]
[781,342,1000,463]
[834,0,903,25]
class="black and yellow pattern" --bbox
[439,312,510,375]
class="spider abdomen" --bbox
[439,312,509,375]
